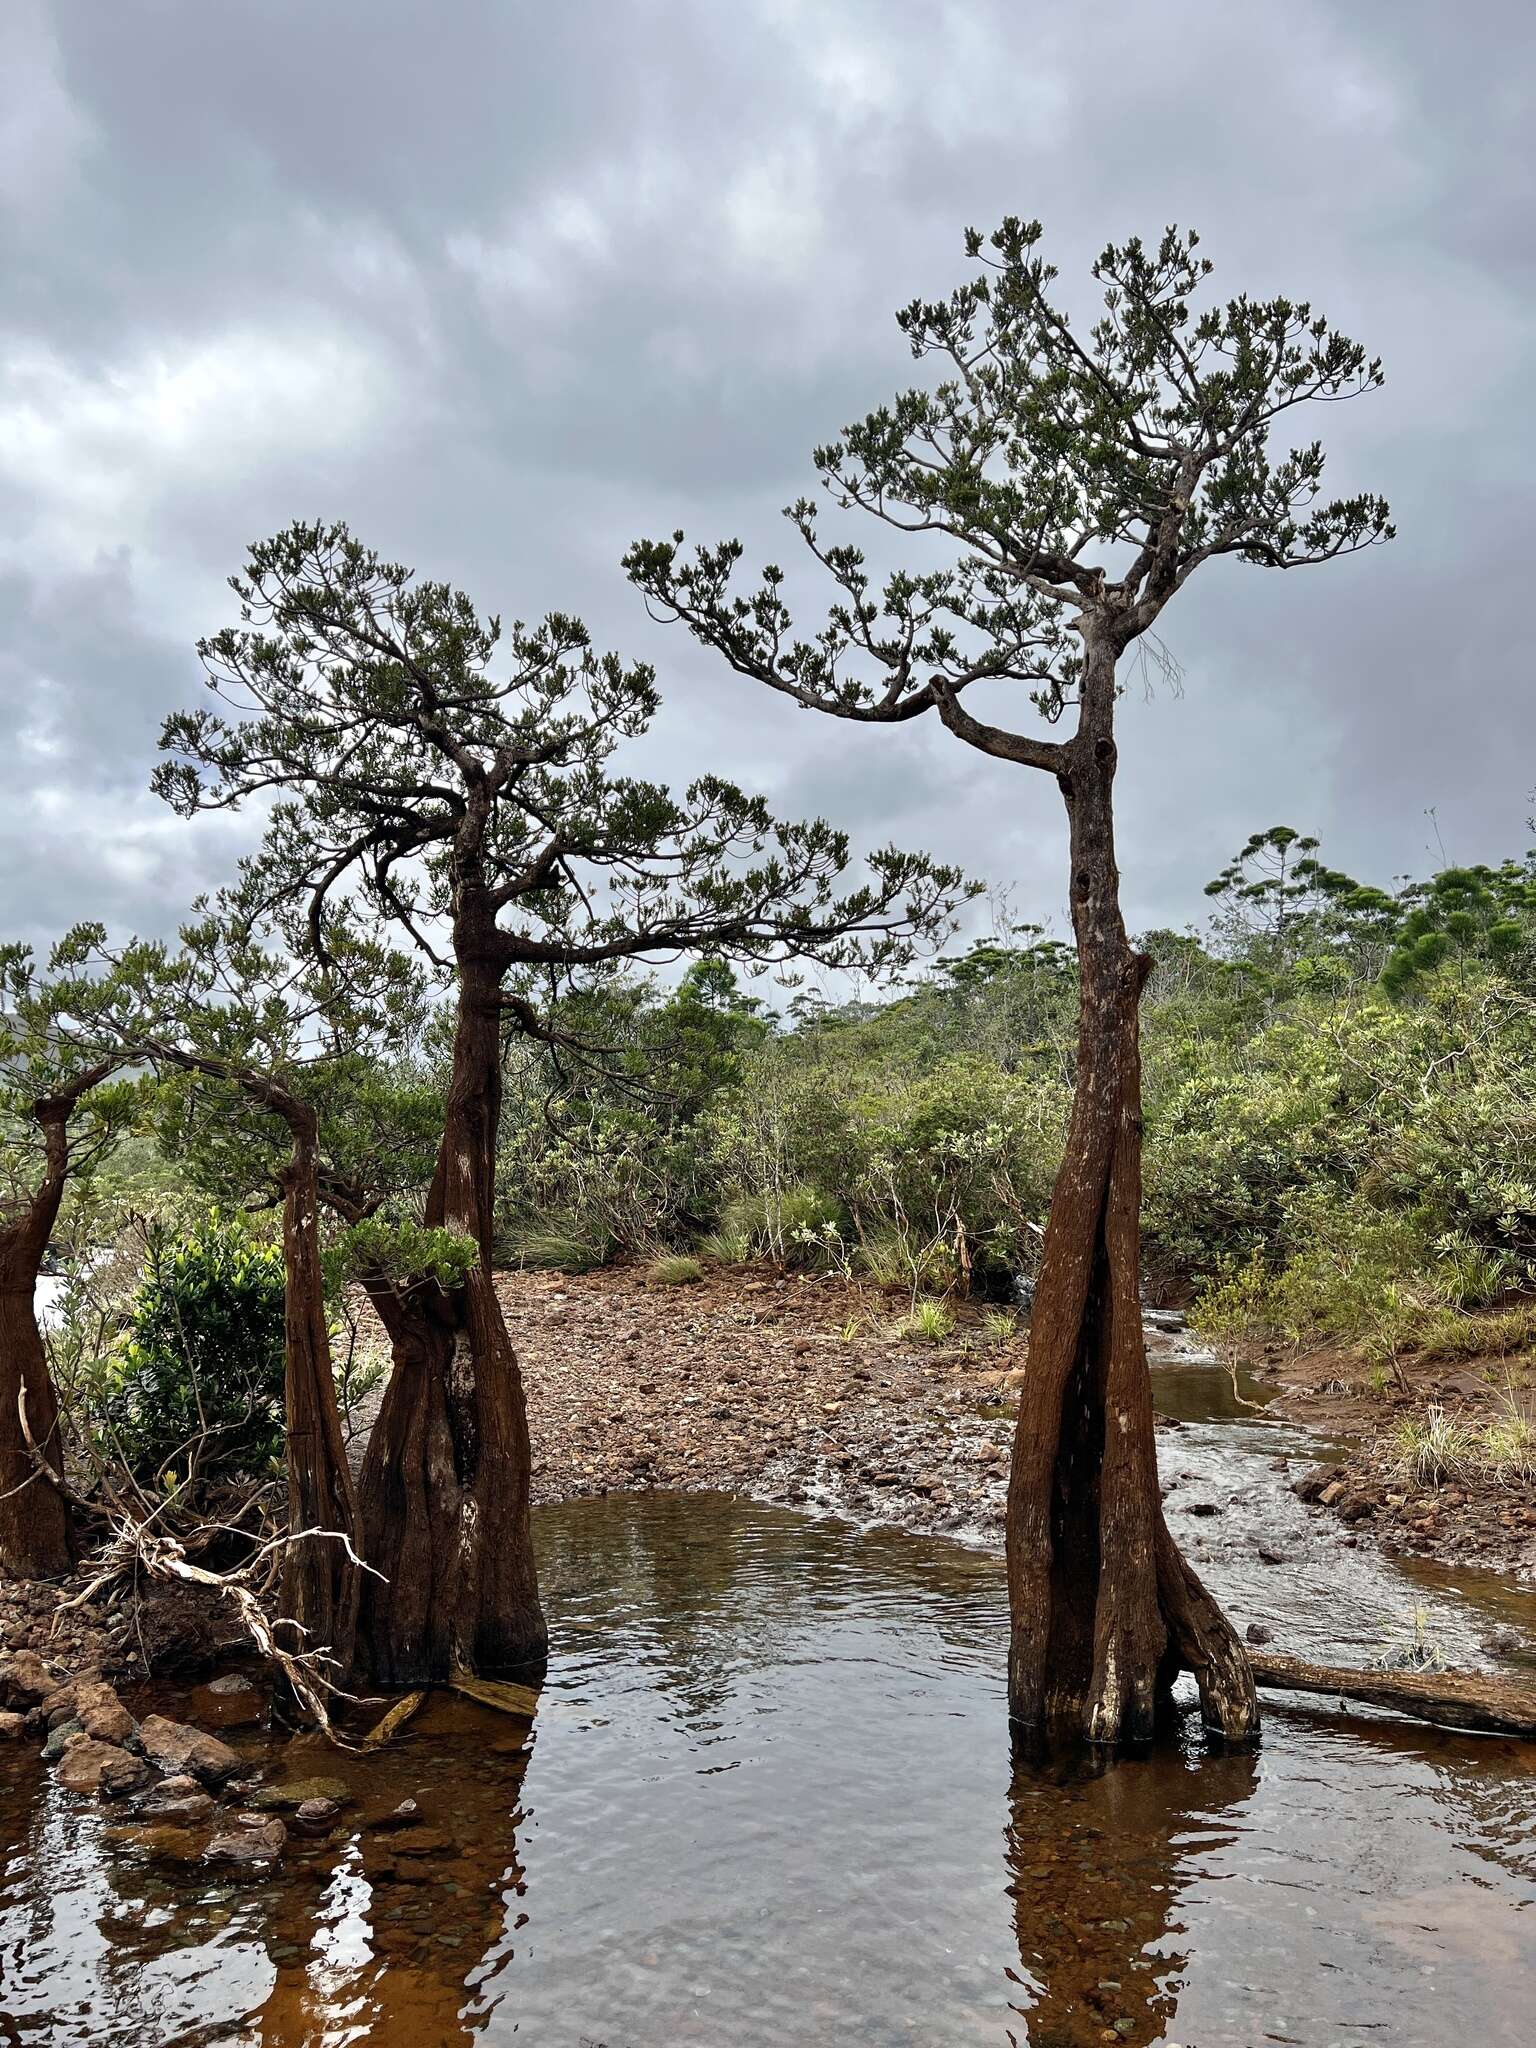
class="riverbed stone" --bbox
[137,1713,241,1786]
[57,1739,149,1796]
[247,1774,350,1812]
[290,1796,344,1834]
[0,1710,24,1740]
[74,1681,136,1747]
[135,1774,216,1823]
[0,1650,57,1708]
[204,1815,286,1866]
[41,1717,83,1760]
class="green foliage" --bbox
[333,1217,476,1292]
[900,1298,956,1344]
[103,1215,287,1489]
[647,1253,703,1287]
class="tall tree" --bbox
[0,939,133,1577]
[156,523,964,1683]
[95,909,437,1682]
[626,219,1393,1743]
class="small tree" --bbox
[155,523,966,1683]
[627,219,1392,1742]
[0,939,133,1576]
[94,907,440,1682]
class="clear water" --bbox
[2,1372,1534,2045]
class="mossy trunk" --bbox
[357,938,545,1685]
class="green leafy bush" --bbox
[104,1215,287,1489]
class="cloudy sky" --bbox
[1,0,1530,978]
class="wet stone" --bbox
[57,1740,149,1797]
[41,1718,82,1761]
[204,1816,286,1866]
[137,1715,241,1786]
[247,1775,351,1812]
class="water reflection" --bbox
[1002,1735,1259,2047]
[0,1492,1532,2045]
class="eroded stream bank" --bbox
[3,1490,1535,2047]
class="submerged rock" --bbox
[135,1775,216,1824]
[0,1711,25,1741]
[138,1714,242,1786]
[204,1815,286,1866]
[247,1775,351,1812]
[290,1797,344,1834]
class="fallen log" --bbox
[1249,1651,1536,1739]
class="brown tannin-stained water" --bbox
[4,1369,1536,2047]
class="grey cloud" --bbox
[1,0,1532,963]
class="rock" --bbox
[1256,1545,1286,1566]
[0,1710,25,1741]
[113,1824,206,1865]
[135,1775,216,1824]
[137,1713,241,1786]
[1245,1622,1274,1647]
[1482,1630,1525,1658]
[1187,1502,1221,1518]
[0,1650,56,1708]
[1339,1497,1375,1524]
[189,1672,266,1729]
[205,1672,257,1696]
[390,1827,456,1858]
[247,1774,351,1812]
[372,1797,422,1831]
[204,1815,286,1866]
[1319,1481,1347,1507]
[74,1681,136,1747]
[57,1739,149,1796]
[41,1718,83,1761]
[291,1797,344,1834]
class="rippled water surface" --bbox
[3,1429,1535,2043]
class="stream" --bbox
[1,1352,1532,2044]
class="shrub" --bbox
[981,1308,1018,1346]
[1391,1406,1475,1487]
[505,1218,608,1272]
[718,1186,842,1266]
[647,1253,703,1287]
[900,1298,956,1344]
[103,1215,288,1489]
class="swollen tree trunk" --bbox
[358,939,546,1686]
[0,1101,78,1579]
[273,1101,362,1680]
[1005,651,1256,1745]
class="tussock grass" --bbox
[646,1253,704,1287]
[506,1222,606,1272]
[1392,1405,1476,1485]
[899,1298,956,1344]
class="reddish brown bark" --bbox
[357,942,545,1685]
[274,1102,362,1679]
[1005,641,1255,1745]
[0,1093,86,1579]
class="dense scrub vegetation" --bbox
[488,831,1536,1364]
[27,825,1535,1500]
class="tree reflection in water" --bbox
[1003,1731,1257,2048]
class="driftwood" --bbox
[1250,1651,1536,1739]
